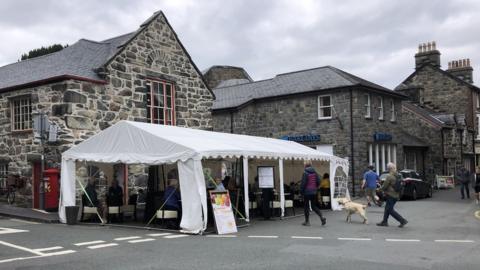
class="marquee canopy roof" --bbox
[62,121,347,165]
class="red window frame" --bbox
[147,79,176,125]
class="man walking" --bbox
[362,165,380,206]
[301,162,326,226]
[377,162,408,228]
[456,166,471,200]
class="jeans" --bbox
[460,182,470,199]
[304,193,323,222]
[382,196,406,224]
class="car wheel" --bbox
[412,188,417,201]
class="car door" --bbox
[411,172,426,196]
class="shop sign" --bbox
[280,134,320,142]
[373,132,392,142]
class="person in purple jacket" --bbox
[300,162,326,226]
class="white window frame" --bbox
[10,96,32,131]
[317,95,333,120]
[364,94,371,118]
[390,99,396,122]
[378,96,384,120]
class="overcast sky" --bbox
[1,0,479,88]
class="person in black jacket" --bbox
[107,180,124,207]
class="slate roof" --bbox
[0,10,213,96]
[0,32,135,91]
[213,66,405,110]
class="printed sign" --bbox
[258,166,274,188]
[436,175,454,189]
[209,191,237,234]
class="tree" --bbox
[20,44,68,61]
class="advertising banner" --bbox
[436,175,455,189]
[209,191,237,234]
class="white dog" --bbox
[337,198,368,224]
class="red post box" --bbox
[44,168,60,212]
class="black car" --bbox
[379,170,433,200]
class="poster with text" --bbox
[209,191,237,234]
[258,166,274,188]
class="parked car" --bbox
[379,169,432,200]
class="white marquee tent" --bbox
[59,121,349,233]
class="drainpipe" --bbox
[349,89,355,197]
[441,129,445,174]
[230,111,234,134]
[472,130,476,170]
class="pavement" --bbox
[0,204,59,223]
[0,187,478,270]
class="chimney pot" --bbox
[467,59,471,67]
[432,41,436,50]
[422,43,427,52]
[448,62,451,69]
[427,42,432,51]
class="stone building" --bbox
[0,11,214,207]
[396,42,479,177]
[209,66,407,195]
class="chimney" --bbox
[446,58,474,84]
[415,41,441,69]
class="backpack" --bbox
[393,174,404,193]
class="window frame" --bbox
[390,99,396,122]
[10,95,32,132]
[364,94,371,118]
[378,96,384,120]
[146,79,176,125]
[317,95,333,120]
[0,163,7,190]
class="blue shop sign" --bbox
[374,132,392,142]
[280,134,320,142]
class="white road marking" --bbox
[0,255,44,264]
[41,250,76,256]
[163,234,190,239]
[338,237,372,241]
[206,235,237,238]
[291,236,323,239]
[9,218,41,225]
[87,243,119,249]
[434,240,475,243]
[0,240,44,256]
[74,240,106,246]
[114,236,141,241]
[386,239,421,242]
[0,227,29,235]
[128,238,155,243]
[33,246,63,252]
[248,235,279,239]
[147,233,172,237]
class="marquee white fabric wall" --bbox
[59,121,348,233]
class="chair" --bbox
[156,209,178,228]
[81,206,98,221]
[284,200,295,216]
[121,194,137,221]
[108,206,122,223]
[270,201,281,216]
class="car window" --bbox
[400,172,410,178]
[412,172,420,179]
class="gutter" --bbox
[0,75,107,93]
[349,88,355,196]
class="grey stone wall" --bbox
[212,88,405,193]
[401,65,475,126]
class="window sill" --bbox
[11,129,33,135]
[364,116,372,119]
[317,117,332,121]
[378,118,385,121]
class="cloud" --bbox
[1,0,479,88]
